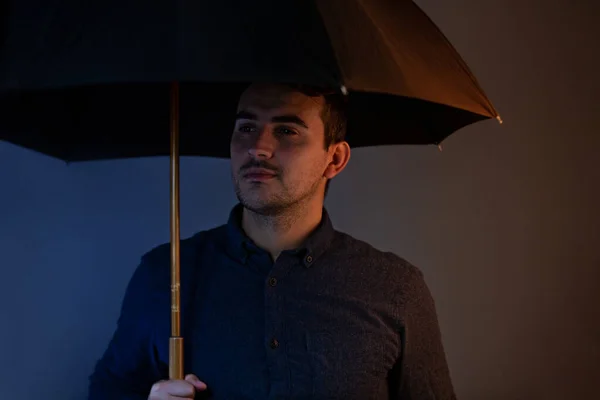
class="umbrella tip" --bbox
[496,115,503,124]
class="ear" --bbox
[323,141,351,180]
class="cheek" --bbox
[229,149,244,170]
[288,155,328,182]
[230,135,247,152]
[230,138,250,164]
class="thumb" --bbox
[185,374,208,391]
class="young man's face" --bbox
[230,83,348,215]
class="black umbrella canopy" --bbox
[0,0,500,161]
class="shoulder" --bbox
[332,230,424,278]
[143,225,226,261]
[330,230,428,296]
[132,224,228,282]
[331,230,436,315]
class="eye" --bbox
[236,124,256,133]
[275,126,298,135]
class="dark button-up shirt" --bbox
[88,204,456,399]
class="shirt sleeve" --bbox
[87,253,166,399]
[389,267,458,400]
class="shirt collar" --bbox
[225,203,335,267]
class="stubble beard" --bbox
[233,174,321,218]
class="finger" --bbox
[185,374,208,390]
[150,379,196,398]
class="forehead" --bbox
[237,84,325,116]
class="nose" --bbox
[248,129,275,159]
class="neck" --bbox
[242,200,324,261]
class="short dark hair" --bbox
[286,84,348,148]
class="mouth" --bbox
[242,168,278,182]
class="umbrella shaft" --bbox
[170,81,184,380]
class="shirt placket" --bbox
[264,254,296,398]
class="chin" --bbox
[241,198,285,216]
[236,192,291,216]
[246,204,286,216]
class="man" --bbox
[88,83,457,399]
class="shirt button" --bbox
[269,338,279,349]
[268,277,277,287]
[305,255,313,263]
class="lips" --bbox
[245,173,275,181]
[242,168,277,181]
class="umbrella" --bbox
[0,0,501,380]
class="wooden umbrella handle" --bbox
[169,81,184,380]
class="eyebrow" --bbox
[235,110,309,129]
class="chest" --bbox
[156,254,402,399]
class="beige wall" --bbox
[327,0,600,398]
